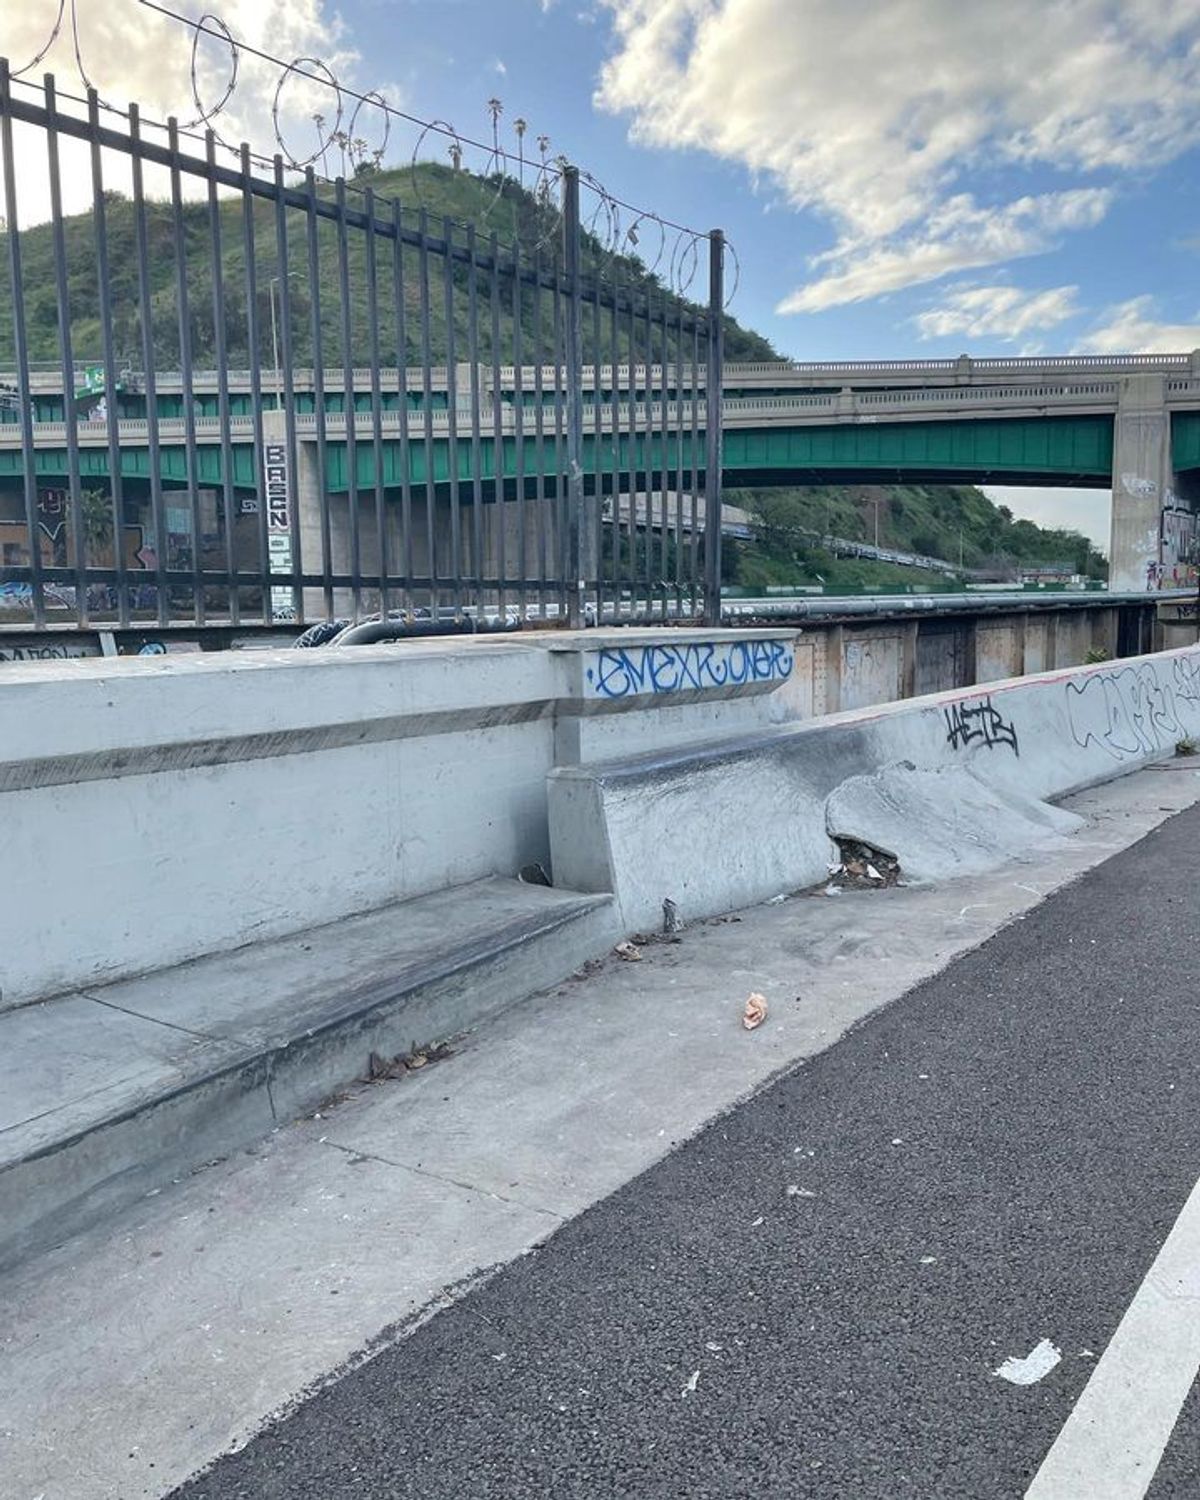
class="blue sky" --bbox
[11,0,1200,546]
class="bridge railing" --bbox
[0,61,728,632]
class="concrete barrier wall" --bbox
[548,646,1200,934]
[775,602,1149,720]
[0,629,795,1009]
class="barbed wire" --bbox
[13,0,741,306]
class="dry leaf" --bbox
[615,940,642,962]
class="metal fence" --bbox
[0,60,724,634]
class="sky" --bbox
[9,0,1200,551]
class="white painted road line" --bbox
[1025,1172,1200,1499]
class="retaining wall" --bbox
[0,628,794,1009]
[548,646,1200,933]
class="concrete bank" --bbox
[550,645,1200,932]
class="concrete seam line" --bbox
[0,699,558,793]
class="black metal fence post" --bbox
[562,165,586,628]
[704,228,725,626]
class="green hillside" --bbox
[1,161,774,370]
[728,482,1108,586]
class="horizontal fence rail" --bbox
[0,62,726,632]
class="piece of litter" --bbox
[920,1255,937,1265]
[767,893,787,904]
[662,897,681,935]
[993,1338,1062,1386]
[615,940,642,962]
[682,1369,701,1397]
[891,1137,904,1146]
[786,1185,816,1198]
[866,862,883,882]
[823,884,841,897]
[1078,1348,1096,1359]
[918,1073,929,1080]
[750,1215,764,1227]
[742,992,769,1030]
[705,1341,723,1353]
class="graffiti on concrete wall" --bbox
[1065,659,1200,762]
[584,639,794,700]
[943,695,1020,756]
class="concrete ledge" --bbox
[0,627,792,1008]
[549,646,1200,931]
[0,876,618,1271]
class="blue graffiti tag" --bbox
[585,640,794,699]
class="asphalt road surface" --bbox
[173,805,1200,1500]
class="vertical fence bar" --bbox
[672,299,686,617]
[562,166,585,628]
[390,200,413,610]
[488,231,506,618]
[466,225,484,612]
[442,217,462,616]
[206,131,238,624]
[417,209,437,616]
[240,144,270,623]
[531,250,547,614]
[511,235,527,618]
[551,248,566,619]
[333,178,360,620]
[90,89,131,628]
[607,268,621,613]
[590,276,604,623]
[365,189,389,617]
[640,289,653,615]
[168,118,204,624]
[273,155,303,623]
[689,309,701,616]
[624,285,638,615]
[704,229,724,624]
[43,73,86,626]
[128,103,169,628]
[0,62,44,628]
[656,287,670,619]
[304,168,333,619]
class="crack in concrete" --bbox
[321,1138,566,1223]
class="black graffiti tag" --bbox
[944,696,1020,757]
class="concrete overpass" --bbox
[4,353,1199,591]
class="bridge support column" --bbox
[1110,376,1170,592]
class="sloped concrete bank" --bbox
[549,646,1200,931]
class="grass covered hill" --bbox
[1,160,774,371]
[729,482,1108,586]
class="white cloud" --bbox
[492,58,509,76]
[779,191,1109,314]
[3,2,368,225]
[913,283,1082,343]
[596,0,1200,310]
[1076,296,1200,354]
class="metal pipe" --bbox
[329,614,523,646]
